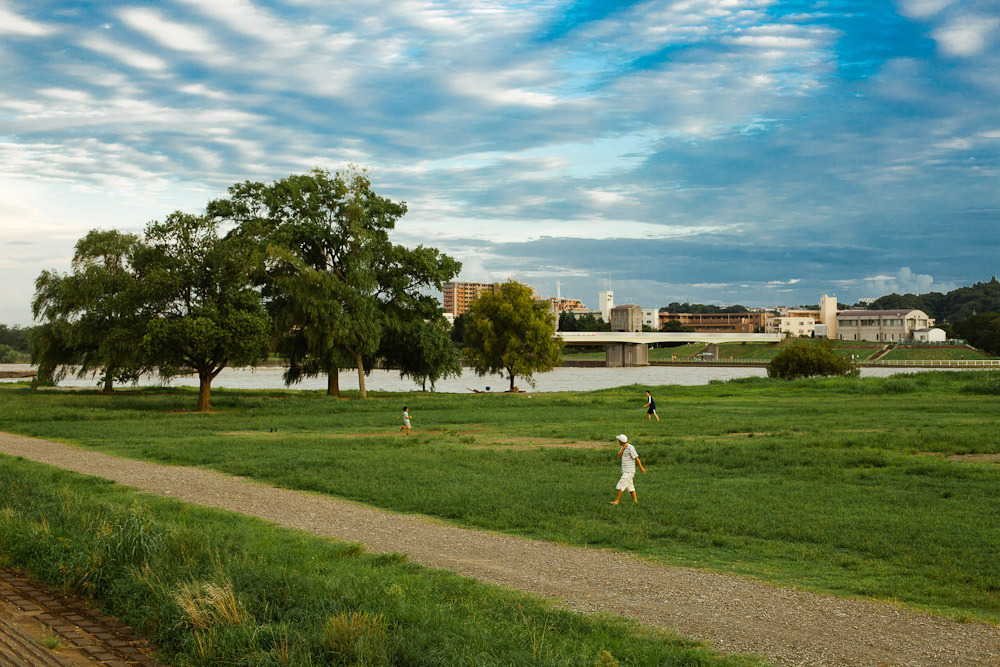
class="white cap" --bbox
[616,434,628,443]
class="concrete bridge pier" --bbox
[605,343,649,367]
[605,305,649,367]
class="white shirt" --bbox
[620,443,639,473]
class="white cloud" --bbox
[863,267,954,295]
[37,87,91,102]
[0,5,56,36]
[79,35,169,72]
[932,16,999,57]
[117,7,214,53]
[894,0,957,19]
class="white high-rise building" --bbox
[820,294,838,339]
[599,291,614,322]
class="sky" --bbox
[1,0,998,325]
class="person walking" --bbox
[397,406,412,435]
[643,390,659,422]
[609,434,646,505]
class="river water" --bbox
[0,363,968,393]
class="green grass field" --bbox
[880,346,993,361]
[1,371,999,628]
[0,457,760,666]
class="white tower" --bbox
[599,290,614,322]
[820,294,838,340]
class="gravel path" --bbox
[2,431,997,667]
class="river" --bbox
[0,363,971,393]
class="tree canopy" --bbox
[558,311,610,332]
[139,212,271,411]
[212,168,460,398]
[0,325,31,354]
[951,312,1000,356]
[463,281,562,391]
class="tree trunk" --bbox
[508,368,515,392]
[350,351,367,399]
[327,370,340,397]
[197,372,212,412]
[101,374,114,394]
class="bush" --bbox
[767,341,858,380]
[0,344,18,363]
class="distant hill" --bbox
[867,276,1000,323]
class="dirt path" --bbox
[1,432,997,667]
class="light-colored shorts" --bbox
[616,472,635,492]
[403,419,411,428]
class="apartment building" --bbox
[441,281,539,318]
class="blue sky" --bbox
[1,0,998,324]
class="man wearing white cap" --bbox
[609,433,646,505]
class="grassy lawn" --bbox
[1,371,999,626]
[0,457,760,666]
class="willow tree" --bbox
[30,229,148,392]
[462,280,562,392]
[213,168,459,398]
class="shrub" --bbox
[767,341,858,380]
[0,344,18,363]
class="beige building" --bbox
[658,311,771,333]
[836,309,932,342]
[767,315,816,337]
[767,295,839,338]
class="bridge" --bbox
[558,331,783,367]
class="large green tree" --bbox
[463,281,562,392]
[30,230,148,392]
[139,212,270,411]
[214,168,459,398]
